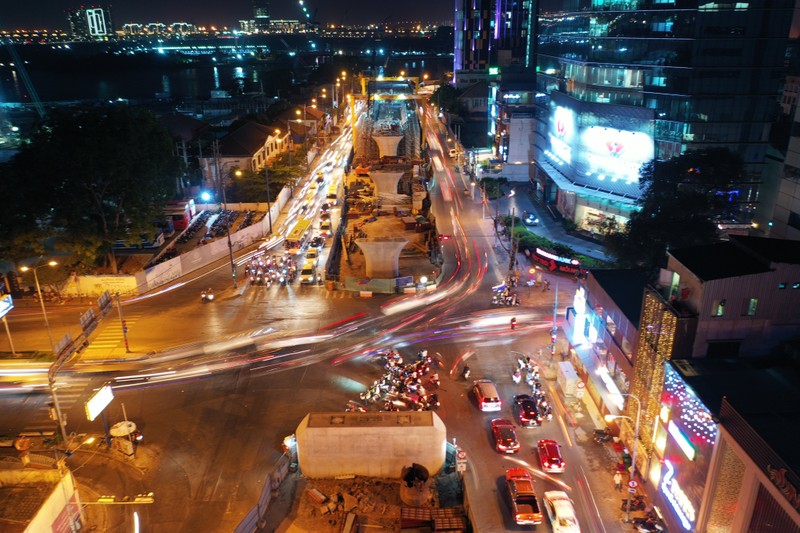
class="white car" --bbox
[542,491,580,533]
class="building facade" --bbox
[66,5,113,40]
[533,1,794,231]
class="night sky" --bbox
[3,0,455,30]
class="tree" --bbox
[605,148,744,276]
[0,106,181,273]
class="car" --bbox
[299,262,317,284]
[506,468,543,526]
[514,394,542,427]
[321,202,332,213]
[309,235,325,250]
[320,220,332,237]
[320,210,331,221]
[305,248,319,266]
[491,418,520,454]
[448,148,458,158]
[523,211,540,226]
[472,379,502,412]
[542,491,580,533]
[537,439,566,473]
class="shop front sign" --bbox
[661,459,696,530]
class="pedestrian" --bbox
[614,471,623,492]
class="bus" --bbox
[285,218,312,255]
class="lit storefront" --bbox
[562,270,644,419]
[649,364,718,531]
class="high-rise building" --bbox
[253,0,271,32]
[454,0,495,79]
[66,5,113,40]
[533,2,794,233]
[454,0,535,80]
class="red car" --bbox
[491,418,520,454]
[538,439,565,473]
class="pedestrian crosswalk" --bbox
[81,313,142,359]
[20,375,95,435]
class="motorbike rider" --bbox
[510,317,517,330]
[462,365,471,379]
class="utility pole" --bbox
[115,293,131,353]
[509,208,516,274]
[213,140,238,288]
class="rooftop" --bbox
[589,269,649,329]
[730,235,800,265]
[671,359,800,476]
[668,241,773,282]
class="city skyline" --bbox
[3,0,454,30]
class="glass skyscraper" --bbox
[532,1,795,231]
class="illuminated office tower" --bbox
[533,2,795,232]
[253,0,271,32]
[66,6,114,40]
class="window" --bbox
[711,299,726,317]
[743,298,757,316]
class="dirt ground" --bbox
[273,476,405,533]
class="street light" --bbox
[20,258,70,447]
[605,393,642,523]
[20,259,58,351]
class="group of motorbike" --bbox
[346,350,441,413]
[244,253,297,287]
[490,282,521,306]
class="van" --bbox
[299,261,316,284]
[473,379,502,412]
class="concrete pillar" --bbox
[372,135,403,158]
[356,237,408,278]
[370,171,404,196]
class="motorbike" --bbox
[510,317,517,330]
[593,427,613,444]
[462,366,471,380]
[621,495,646,511]
[200,289,215,302]
[633,513,665,533]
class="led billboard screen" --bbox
[545,92,655,198]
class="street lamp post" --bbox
[21,259,70,446]
[20,259,58,350]
[605,393,642,523]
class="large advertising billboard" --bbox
[545,92,655,198]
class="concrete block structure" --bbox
[295,411,447,478]
[356,237,408,278]
[370,171,404,196]
[372,135,403,158]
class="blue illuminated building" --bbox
[532,1,795,232]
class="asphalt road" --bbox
[0,105,618,532]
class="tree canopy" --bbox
[605,148,745,276]
[0,105,181,272]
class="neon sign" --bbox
[661,460,696,530]
[668,420,696,461]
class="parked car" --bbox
[542,491,580,533]
[514,394,542,427]
[491,418,520,454]
[537,439,566,473]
